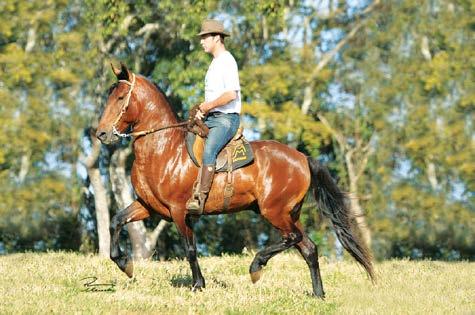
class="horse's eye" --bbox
[118,96,124,100]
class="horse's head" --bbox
[96,63,140,144]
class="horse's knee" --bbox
[186,245,197,262]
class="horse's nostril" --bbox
[96,130,107,141]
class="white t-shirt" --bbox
[205,51,241,114]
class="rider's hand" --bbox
[195,102,209,120]
[195,108,205,120]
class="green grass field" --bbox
[0,251,473,314]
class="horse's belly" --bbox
[204,168,257,213]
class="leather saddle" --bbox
[185,127,254,172]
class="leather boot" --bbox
[186,164,215,216]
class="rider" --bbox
[186,19,241,215]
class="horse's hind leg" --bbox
[110,200,150,278]
[294,222,325,298]
[249,211,303,283]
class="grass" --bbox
[0,251,473,314]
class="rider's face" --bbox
[200,34,218,54]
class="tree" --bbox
[335,0,474,259]
[0,0,89,251]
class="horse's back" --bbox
[250,139,310,173]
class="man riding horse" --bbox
[96,19,374,298]
[186,19,241,215]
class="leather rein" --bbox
[112,73,188,138]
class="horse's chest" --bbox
[131,162,190,211]
[130,163,166,210]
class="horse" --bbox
[96,63,374,298]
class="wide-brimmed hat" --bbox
[197,19,230,37]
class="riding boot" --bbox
[186,164,215,216]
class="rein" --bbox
[111,73,188,138]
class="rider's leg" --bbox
[186,113,240,215]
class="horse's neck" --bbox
[133,82,185,162]
[134,102,177,132]
[133,128,185,163]
[133,77,178,129]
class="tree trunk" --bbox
[17,152,30,184]
[318,113,374,249]
[80,133,110,257]
[425,158,439,190]
[345,151,372,249]
[88,167,111,257]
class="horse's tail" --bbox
[307,157,375,281]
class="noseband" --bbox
[111,73,187,138]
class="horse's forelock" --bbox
[107,82,119,96]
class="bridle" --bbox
[111,73,188,138]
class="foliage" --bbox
[339,0,475,259]
[0,0,473,261]
[0,0,89,252]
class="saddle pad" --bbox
[185,132,254,172]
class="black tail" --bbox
[307,157,375,281]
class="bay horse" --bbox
[96,63,374,298]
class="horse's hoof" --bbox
[313,292,325,300]
[250,268,263,283]
[123,261,134,278]
[191,284,204,292]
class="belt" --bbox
[208,111,239,116]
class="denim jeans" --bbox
[202,112,240,165]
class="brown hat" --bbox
[197,19,230,37]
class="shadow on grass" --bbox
[170,274,193,287]
[170,275,229,289]
[209,277,228,288]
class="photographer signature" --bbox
[80,276,116,292]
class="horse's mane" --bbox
[150,80,181,120]
[107,76,181,120]
[107,82,119,96]
[107,76,167,97]
[152,82,169,101]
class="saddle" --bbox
[185,126,254,210]
[185,127,254,172]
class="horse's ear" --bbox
[111,62,121,77]
[110,62,131,81]
[119,62,131,81]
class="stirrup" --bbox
[186,194,205,216]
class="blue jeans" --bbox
[202,112,240,165]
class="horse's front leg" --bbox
[172,210,205,290]
[110,200,150,278]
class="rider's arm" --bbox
[199,90,237,113]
